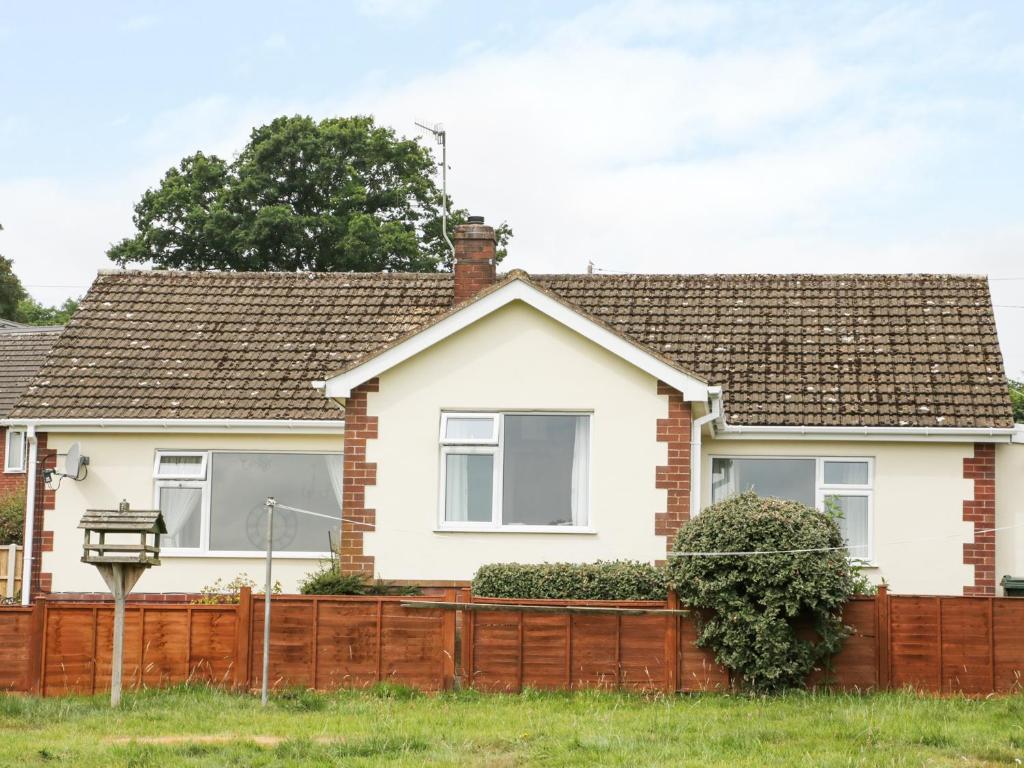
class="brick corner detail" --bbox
[962,442,995,596]
[340,378,379,576]
[655,381,692,559]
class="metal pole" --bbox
[261,497,274,706]
[440,129,453,258]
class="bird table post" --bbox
[78,500,164,707]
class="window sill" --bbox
[434,525,597,535]
[160,550,331,560]
[2,468,25,474]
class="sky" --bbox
[1,0,1023,375]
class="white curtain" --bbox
[833,495,870,558]
[569,416,589,525]
[324,454,343,517]
[824,461,869,485]
[159,487,200,547]
[711,459,737,502]
[445,453,469,522]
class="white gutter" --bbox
[690,387,722,518]
[0,418,345,434]
[21,426,37,606]
[1013,425,1024,444]
[711,423,1016,443]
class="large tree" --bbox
[0,255,27,321]
[108,115,510,272]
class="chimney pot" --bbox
[452,215,497,304]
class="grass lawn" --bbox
[0,685,1022,767]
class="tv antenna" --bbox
[415,121,453,258]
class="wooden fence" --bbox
[0,587,1021,697]
[0,544,22,602]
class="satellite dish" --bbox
[64,442,89,480]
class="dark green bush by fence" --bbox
[299,565,419,596]
[473,561,668,601]
[668,491,862,693]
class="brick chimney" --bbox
[453,215,496,304]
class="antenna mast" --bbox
[415,121,454,258]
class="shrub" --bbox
[472,560,668,601]
[193,574,282,605]
[298,564,419,596]
[0,489,24,545]
[668,491,861,693]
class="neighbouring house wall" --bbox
[996,442,1024,588]
[0,426,27,499]
[41,432,343,594]
[700,438,976,596]
[363,300,677,581]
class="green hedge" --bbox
[472,561,668,601]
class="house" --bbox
[5,218,1023,599]
[0,322,62,599]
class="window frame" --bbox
[708,454,874,562]
[153,449,342,559]
[4,429,26,473]
[437,410,594,533]
[152,451,208,481]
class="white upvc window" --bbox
[710,456,874,561]
[4,429,26,473]
[438,412,592,532]
[153,450,343,558]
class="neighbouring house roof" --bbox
[0,324,63,418]
[10,270,1013,428]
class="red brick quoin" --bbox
[655,381,693,559]
[963,442,996,596]
[340,379,379,576]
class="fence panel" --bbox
[249,594,452,692]
[464,596,674,693]
[0,606,33,690]
[39,602,237,696]
[993,598,1024,692]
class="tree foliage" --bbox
[668,491,863,693]
[1010,377,1024,423]
[15,296,79,326]
[108,115,511,272]
[0,256,26,321]
[0,251,76,326]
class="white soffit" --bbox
[323,278,708,401]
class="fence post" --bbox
[442,587,457,691]
[234,586,253,690]
[665,590,680,694]
[460,588,474,690]
[27,596,46,694]
[875,585,890,691]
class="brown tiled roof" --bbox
[0,326,62,418]
[11,270,1013,428]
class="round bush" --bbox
[668,491,862,692]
